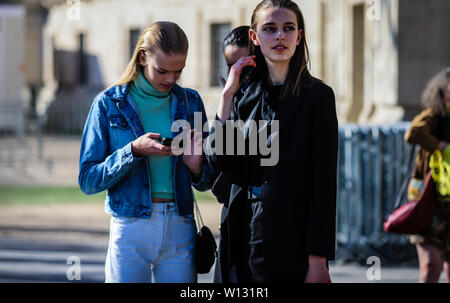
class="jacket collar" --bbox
[105,82,184,102]
[104,83,130,101]
[106,82,188,138]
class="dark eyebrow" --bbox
[262,21,296,26]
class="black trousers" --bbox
[248,200,264,282]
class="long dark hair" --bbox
[249,0,316,99]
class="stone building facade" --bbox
[3,0,450,133]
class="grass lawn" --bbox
[0,186,216,205]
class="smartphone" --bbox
[161,137,173,146]
[240,66,254,83]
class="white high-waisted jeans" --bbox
[105,202,197,283]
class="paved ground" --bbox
[0,201,222,283]
[0,201,447,283]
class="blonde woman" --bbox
[78,21,213,283]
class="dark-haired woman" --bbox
[212,25,251,283]
[206,0,338,283]
[405,67,450,283]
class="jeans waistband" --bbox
[151,202,177,213]
[248,186,262,201]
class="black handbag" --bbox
[193,194,217,274]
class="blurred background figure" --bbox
[405,67,450,283]
[217,25,250,87]
[211,25,250,283]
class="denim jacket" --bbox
[78,83,213,218]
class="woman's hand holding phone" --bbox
[131,132,174,157]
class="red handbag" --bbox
[384,171,436,234]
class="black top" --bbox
[260,84,282,119]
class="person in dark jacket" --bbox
[212,25,250,283]
[205,0,338,283]
[405,66,450,283]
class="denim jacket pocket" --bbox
[110,115,130,130]
[109,114,133,148]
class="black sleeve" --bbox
[205,99,250,186]
[305,85,338,260]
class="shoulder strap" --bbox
[184,88,204,229]
[394,144,417,209]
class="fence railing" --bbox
[1,107,420,263]
[0,103,25,138]
[336,122,418,263]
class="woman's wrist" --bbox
[222,88,236,101]
[217,90,234,122]
[131,141,142,157]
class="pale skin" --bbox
[130,49,203,181]
[217,7,331,283]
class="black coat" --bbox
[206,79,338,283]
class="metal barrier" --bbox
[0,103,25,138]
[336,122,419,264]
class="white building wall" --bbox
[39,0,407,124]
[320,0,402,124]
[359,0,403,124]
[0,5,25,132]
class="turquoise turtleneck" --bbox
[129,72,174,200]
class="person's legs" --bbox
[444,232,450,283]
[105,216,160,283]
[416,242,443,283]
[152,203,197,283]
[443,260,450,283]
[248,201,264,282]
